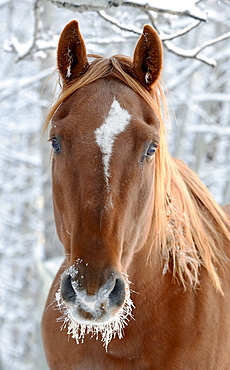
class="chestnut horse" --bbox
[42,21,230,369]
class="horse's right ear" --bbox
[57,20,89,84]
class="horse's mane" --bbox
[44,55,230,294]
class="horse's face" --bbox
[50,21,162,329]
[51,79,159,323]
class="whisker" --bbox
[44,298,56,313]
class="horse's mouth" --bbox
[65,300,121,326]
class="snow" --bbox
[66,65,71,78]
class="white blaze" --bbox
[95,98,131,186]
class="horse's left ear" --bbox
[133,25,163,88]
[57,20,89,84]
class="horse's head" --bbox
[49,21,162,339]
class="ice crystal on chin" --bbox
[55,278,135,352]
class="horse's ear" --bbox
[57,20,89,83]
[133,25,162,88]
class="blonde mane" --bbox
[44,55,230,294]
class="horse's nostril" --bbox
[61,274,76,302]
[109,278,126,308]
[60,271,126,315]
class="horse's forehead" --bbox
[57,79,147,128]
[53,79,159,143]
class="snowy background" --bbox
[0,0,229,369]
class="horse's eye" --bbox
[51,137,61,153]
[145,142,157,159]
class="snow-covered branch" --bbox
[193,32,230,56]
[47,0,121,12]
[146,12,202,41]
[98,10,202,41]
[4,0,42,61]
[164,42,217,67]
[17,0,41,61]
[48,0,207,21]
[98,10,230,67]
[122,1,207,21]
[98,10,141,34]
[164,31,230,67]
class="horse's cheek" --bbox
[51,162,71,248]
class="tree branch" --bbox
[164,32,230,67]
[99,10,202,41]
[98,10,141,34]
[48,0,207,21]
[16,0,42,61]
[122,1,207,21]
[48,0,122,12]
[98,10,230,67]
[193,32,230,56]
[163,41,217,67]
[146,11,202,41]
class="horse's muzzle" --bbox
[60,268,127,324]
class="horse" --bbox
[41,20,230,369]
